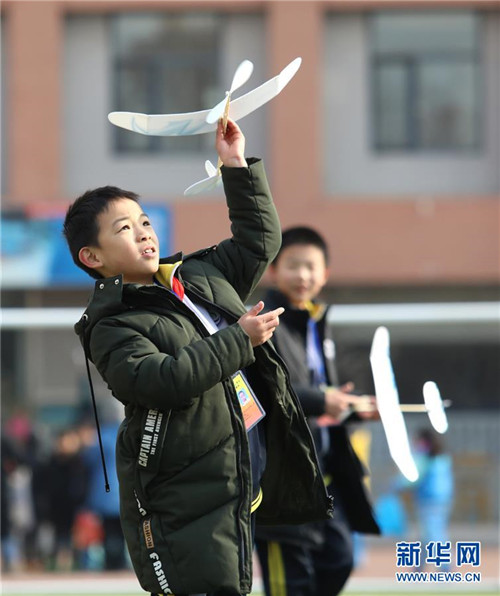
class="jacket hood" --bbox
[75,251,186,340]
[75,274,128,341]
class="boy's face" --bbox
[270,244,329,308]
[79,198,160,284]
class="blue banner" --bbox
[1,204,172,288]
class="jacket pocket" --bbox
[135,507,244,595]
[135,513,182,595]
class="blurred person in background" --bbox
[1,433,22,572]
[254,226,380,596]
[397,428,454,553]
[79,401,127,571]
[2,411,49,571]
[44,428,89,570]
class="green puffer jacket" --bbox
[75,160,333,595]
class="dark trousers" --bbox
[255,501,354,596]
[102,515,127,570]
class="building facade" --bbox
[2,0,499,286]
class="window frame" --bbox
[368,10,483,153]
[110,12,221,155]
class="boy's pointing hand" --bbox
[238,302,284,347]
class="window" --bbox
[112,13,221,154]
[371,12,481,151]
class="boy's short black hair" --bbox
[63,185,140,279]
[274,226,329,265]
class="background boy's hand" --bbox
[324,384,379,420]
[238,301,284,347]
[216,118,247,168]
[324,383,360,419]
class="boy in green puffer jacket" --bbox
[63,119,332,596]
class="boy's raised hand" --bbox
[238,302,284,347]
[216,118,247,168]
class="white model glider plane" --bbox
[337,385,450,432]
[107,57,302,195]
[369,326,419,482]
[317,326,450,480]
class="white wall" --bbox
[63,13,267,200]
[323,12,500,197]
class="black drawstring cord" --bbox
[81,314,110,493]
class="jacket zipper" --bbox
[267,345,334,514]
[180,284,331,518]
[179,284,251,588]
[223,377,250,588]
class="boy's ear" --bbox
[320,266,330,288]
[78,246,103,271]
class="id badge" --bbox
[232,371,266,431]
